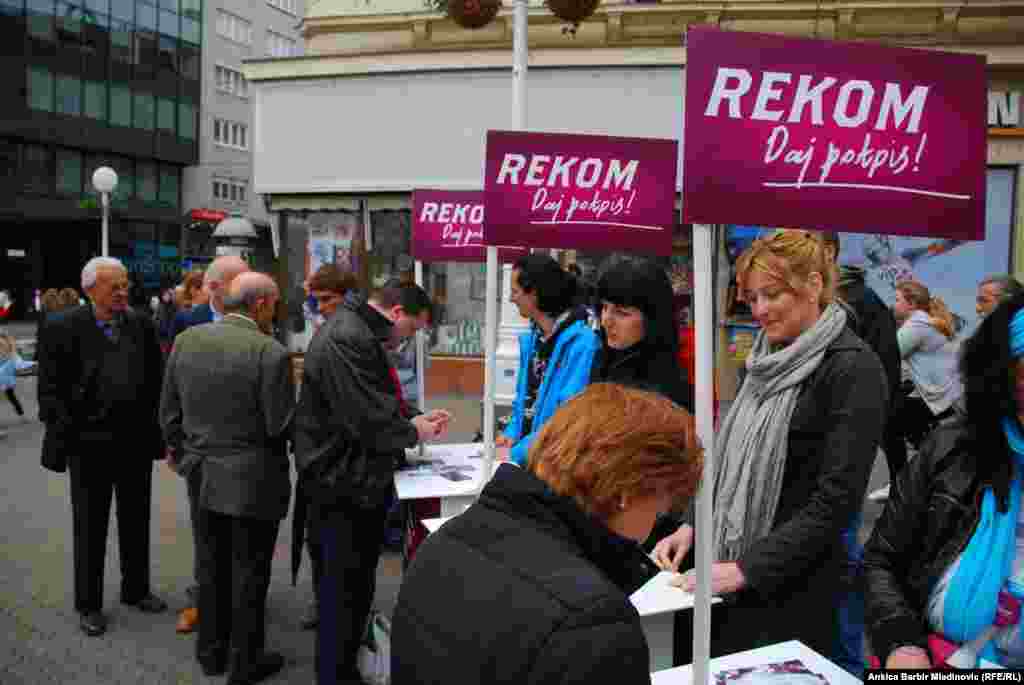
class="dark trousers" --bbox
[68,449,153,614]
[307,521,323,604]
[880,395,908,478]
[186,467,202,604]
[5,388,24,416]
[196,508,279,663]
[316,505,389,685]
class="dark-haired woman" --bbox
[497,254,600,466]
[865,293,1024,669]
[590,255,693,411]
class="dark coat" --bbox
[293,297,419,512]
[676,326,888,661]
[37,305,164,473]
[590,341,693,411]
[171,303,215,339]
[863,420,997,663]
[840,270,901,408]
[159,315,295,521]
[391,464,659,685]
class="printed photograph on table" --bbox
[713,660,829,685]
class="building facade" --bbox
[0,0,202,318]
[179,0,303,267]
[244,0,1024,395]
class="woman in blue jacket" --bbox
[497,254,600,466]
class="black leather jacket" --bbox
[864,419,1013,663]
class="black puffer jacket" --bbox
[863,420,1011,663]
[391,464,660,685]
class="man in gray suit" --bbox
[160,272,294,685]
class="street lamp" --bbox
[91,166,118,257]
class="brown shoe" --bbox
[176,607,199,634]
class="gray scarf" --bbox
[711,302,847,563]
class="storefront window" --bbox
[133,91,154,130]
[112,157,133,202]
[27,0,55,41]
[178,100,195,139]
[55,74,81,116]
[21,144,52,195]
[55,147,82,196]
[110,18,131,62]
[157,96,175,133]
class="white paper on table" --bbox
[630,572,723,617]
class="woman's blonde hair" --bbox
[735,229,837,309]
[896,280,955,340]
[528,383,704,522]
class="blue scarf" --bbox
[942,311,1024,664]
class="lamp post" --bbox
[91,167,118,257]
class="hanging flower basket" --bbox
[442,0,501,30]
[545,0,599,26]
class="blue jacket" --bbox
[0,355,34,391]
[503,320,600,465]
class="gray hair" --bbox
[980,274,1024,303]
[81,257,127,290]
[223,276,278,313]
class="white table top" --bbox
[630,572,722,618]
[394,443,497,501]
[650,641,860,685]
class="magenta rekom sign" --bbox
[682,27,987,240]
[483,131,678,255]
[411,190,527,263]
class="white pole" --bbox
[692,223,716,685]
[101,192,110,257]
[482,0,529,485]
[414,260,427,413]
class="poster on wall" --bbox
[303,211,362,332]
[683,26,988,240]
[483,130,678,255]
[722,169,1016,342]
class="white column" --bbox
[494,0,531,408]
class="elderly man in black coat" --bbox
[37,257,168,637]
[161,272,295,685]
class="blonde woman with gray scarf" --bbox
[653,230,889,666]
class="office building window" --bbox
[158,35,177,74]
[179,42,199,79]
[215,64,247,97]
[267,0,297,15]
[110,19,131,62]
[56,148,83,195]
[213,178,247,204]
[181,15,199,43]
[137,161,157,202]
[266,29,295,57]
[0,0,23,17]
[27,66,53,111]
[110,0,132,22]
[55,74,81,116]
[27,0,56,41]
[136,1,156,31]
[157,97,175,133]
[213,117,248,150]
[159,7,178,38]
[133,91,155,130]
[84,80,107,121]
[180,0,199,19]
[179,101,195,140]
[110,83,131,126]
[86,0,109,14]
[159,165,178,208]
[216,9,251,45]
[22,144,53,195]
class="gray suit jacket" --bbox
[160,315,295,521]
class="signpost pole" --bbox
[692,223,716,685]
[414,259,427,414]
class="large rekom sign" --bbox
[683,27,988,241]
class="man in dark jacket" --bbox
[168,254,250,635]
[161,272,294,684]
[36,257,167,637]
[294,280,450,685]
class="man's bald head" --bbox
[204,255,251,312]
[224,272,280,333]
